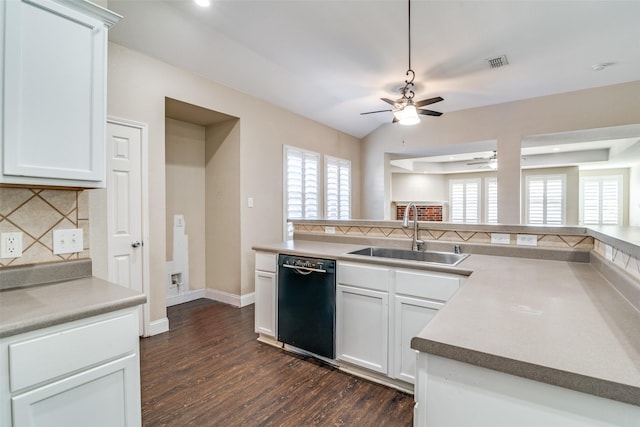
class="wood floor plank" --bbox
[140,299,414,426]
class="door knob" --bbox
[131,241,143,248]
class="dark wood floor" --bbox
[139,299,414,426]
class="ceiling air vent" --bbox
[487,55,509,69]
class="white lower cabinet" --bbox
[254,252,277,338]
[393,268,461,384]
[393,295,442,384]
[0,308,142,427]
[12,355,138,427]
[336,261,463,387]
[337,284,389,373]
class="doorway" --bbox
[164,98,241,307]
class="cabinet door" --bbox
[12,354,141,427]
[2,0,107,186]
[394,295,443,384]
[255,270,276,337]
[336,285,388,374]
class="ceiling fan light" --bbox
[399,105,420,125]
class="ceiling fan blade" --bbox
[415,96,444,108]
[381,98,397,106]
[360,109,393,115]
[417,109,443,116]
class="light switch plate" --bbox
[517,234,538,246]
[53,229,83,255]
[325,226,336,234]
[1,232,23,258]
[491,233,510,245]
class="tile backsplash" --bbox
[0,187,90,267]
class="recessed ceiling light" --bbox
[194,0,211,7]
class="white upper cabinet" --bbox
[0,0,120,188]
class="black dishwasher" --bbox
[277,254,336,359]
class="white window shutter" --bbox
[526,175,565,225]
[285,147,320,237]
[325,156,351,220]
[580,175,621,225]
[486,178,498,224]
[450,178,480,223]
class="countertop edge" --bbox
[410,338,640,407]
[0,293,147,338]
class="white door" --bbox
[106,120,146,335]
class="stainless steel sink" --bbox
[348,247,469,266]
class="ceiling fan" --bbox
[466,151,498,169]
[361,0,443,125]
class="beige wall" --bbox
[361,81,640,223]
[165,118,206,291]
[391,173,447,203]
[106,43,361,324]
[205,119,241,295]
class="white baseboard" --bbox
[147,317,169,336]
[205,289,255,307]
[166,289,206,307]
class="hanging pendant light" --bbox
[398,0,420,125]
[360,0,444,122]
[399,102,419,125]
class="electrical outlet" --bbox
[325,226,336,234]
[517,234,538,246]
[53,229,83,254]
[1,232,23,258]
[491,233,510,245]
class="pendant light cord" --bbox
[403,0,415,99]
[408,0,412,72]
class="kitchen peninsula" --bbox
[253,220,640,426]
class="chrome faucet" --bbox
[402,202,425,251]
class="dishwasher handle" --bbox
[281,264,327,274]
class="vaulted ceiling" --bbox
[108,0,640,139]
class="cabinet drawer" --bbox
[9,311,138,392]
[395,269,461,301]
[338,262,390,292]
[255,252,277,273]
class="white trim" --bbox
[147,317,169,336]
[205,289,255,307]
[106,117,151,338]
[166,289,206,307]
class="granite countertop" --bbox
[0,275,147,338]
[254,239,640,406]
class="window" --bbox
[580,175,622,225]
[284,146,320,238]
[526,174,565,225]
[325,156,351,220]
[485,177,498,224]
[449,178,480,223]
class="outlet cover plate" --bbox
[1,232,23,258]
[491,233,510,245]
[517,234,538,246]
[53,229,84,254]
